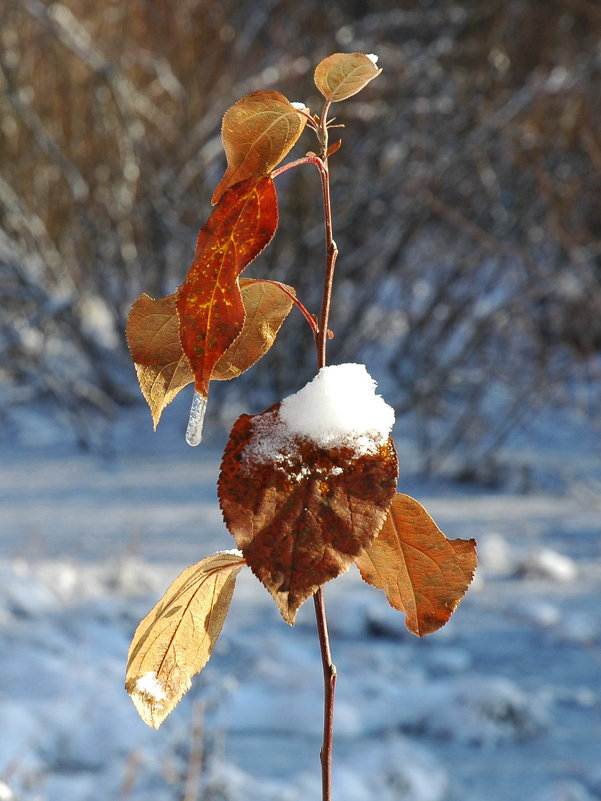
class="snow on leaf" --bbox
[313,52,382,103]
[176,175,278,399]
[125,552,245,729]
[218,402,398,624]
[355,494,477,636]
[212,90,307,204]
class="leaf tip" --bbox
[127,670,186,730]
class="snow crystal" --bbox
[290,101,308,111]
[0,781,13,801]
[217,548,244,558]
[134,672,167,702]
[366,53,379,64]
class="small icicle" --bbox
[185,391,207,447]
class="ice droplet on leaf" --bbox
[186,391,207,446]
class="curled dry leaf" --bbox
[177,175,278,399]
[125,552,245,729]
[126,279,296,427]
[212,90,307,204]
[355,494,477,636]
[314,53,382,102]
[218,403,398,624]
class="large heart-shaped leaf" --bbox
[218,403,398,624]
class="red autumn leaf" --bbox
[355,494,477,636]
[218,403,398,624]
[177,175,278,400]
[212,90,307,204]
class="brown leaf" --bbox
[126,279,295,427]
[212,90,307,204]
[126,292,193,429]
[213,279,295,381]
[314,53,382,103]
[355,494,477,636]
[218,403,398,624]
[177,176,279,399]
[125,552,245,729]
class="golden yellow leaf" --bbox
[211,90,307,204]
[314,52,382,102]
[126,292,193,430]
[125,552,245,728]
[355,494,477,636]
[126,280,295,428]
[213,279,295,381]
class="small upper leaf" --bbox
[355,494,477,636]
[218,402,398,624]
[177,175,279,399]
[126,292,194,429]
[314,53,382,102]
[212,90,307,204]
[125,551,245,729]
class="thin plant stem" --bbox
[312,98,338,801]
[249,278,319,337]
[313,588,337,801]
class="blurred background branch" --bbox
[1,0,600,477]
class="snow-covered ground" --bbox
[1,403,601,801]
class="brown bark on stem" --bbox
[313,99,338,801]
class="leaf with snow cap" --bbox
[212,90,308,204]
[125,551,245,728]
[218,364,399,624]
[314,53,382,102]
[355,494,477,636]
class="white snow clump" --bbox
[134,672,167,702]
[291,101,308,111]
[246,364,394,467]
[366,54,379,64]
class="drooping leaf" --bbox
[177,175,278,400]
[213,279,295,381]
[218,403,398,624]
[125,551,245,729]
[212,90,307,204]
[126,278,295,427]
[314,53,382,102]
[355,494,477,637]
[126,292,194,429]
